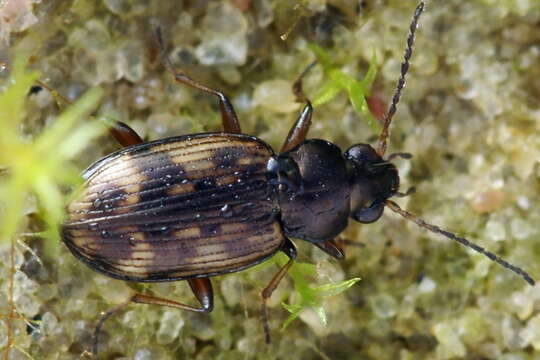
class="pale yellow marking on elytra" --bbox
[92,157,147,186]
[97,183,140,213]
[163,141,261,165]
[116,262,150,274]
[150,137,246,154]
[215,175,238,187]
[67,229,92,237]
[67,201,90,215]
[198,243,231,258]
[237,156,258,166]
[72,236,100,250]
[112,172,147,187]
[89,155,134,182]
[118,193,140,207]
[129,242,156,260]
[66,210,87,222]
[167,183,195,196]
[220,222,249,234]
[115,225,139,234]
[184,159,215,172]
[129,232,146,242]
[173,227,201,239]
[124,183,141,194]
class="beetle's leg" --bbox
[313,238,345,260]
[92,278,213,356]
[261,238,297,343]
[155,28,241,133]
[101,117,144,146]
[170,72,241,133]
[335,237,366,249]
[280,61,316,153]
[280,102,312,153]
[314,236,369,259]
[131,278,214,313]
[32,79,143,147]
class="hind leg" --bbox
[93,278,213,356]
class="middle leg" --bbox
[261,238,297,343]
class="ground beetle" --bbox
[60,2,535,355]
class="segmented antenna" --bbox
[385,200,535,286]
[377,2,425,157]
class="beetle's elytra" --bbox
[63,133,283,281]
[58,1,535,355]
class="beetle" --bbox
[60,2,534,355]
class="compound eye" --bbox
[351,203,384,224]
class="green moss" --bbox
[0,56,104,255]
[308,43,379,132]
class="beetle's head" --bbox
[344,143,399,223]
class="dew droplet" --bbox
[220,204,233,218]
[88,222,99,231]
[100,230,109,238]
[92,198,102,208]
[181,179,190,184]
[160,226,169,233]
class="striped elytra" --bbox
[62,133,285,281]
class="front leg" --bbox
[102,117,144,147]
[313,238,345,260]
[261,238,297,343]
[155,28,241,134]
[280,61,316,153]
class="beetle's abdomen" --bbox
[62,133,283,282]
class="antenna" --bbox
[385,200,535,286]
[377,2,425,157]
